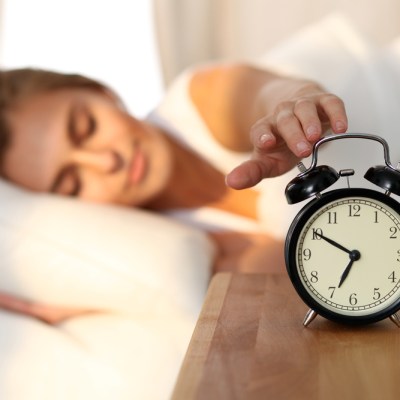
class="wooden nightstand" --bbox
[172,272,400,399]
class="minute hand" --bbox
[315,232,352,255]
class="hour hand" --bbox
[338,259,354,288]
[338,250,361,288]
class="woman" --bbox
[0,63,348,322]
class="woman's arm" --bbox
[189,63,348,188]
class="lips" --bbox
[129,144,147,185]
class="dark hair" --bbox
[0,67,117,173]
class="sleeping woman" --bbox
[0,63,348,322]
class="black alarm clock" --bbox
[285,133,400,327]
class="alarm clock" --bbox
[284,133,400,327]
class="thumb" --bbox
[226,159,272,190]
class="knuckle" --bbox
[250,119,268,140]
[274,101,293,114]
[276,109,296,128]
[320,93,344,109]
[295,97,313,107]
[293,97,314,113]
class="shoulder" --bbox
[188,64,256,151]
[188,63,253,109]
[188,63,276,152]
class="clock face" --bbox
[285,188,400,324]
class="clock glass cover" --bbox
[286,188,400,323]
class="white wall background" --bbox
[3,1,400,110]
[0,0,164,117]
[155,0,400,84]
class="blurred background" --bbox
[0,0,399,117]
[0,0,163,117]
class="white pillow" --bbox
[0,312,193,400]
[0,179,215,319]
[0,177,213,400]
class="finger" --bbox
[275,106,312,158]
[226,159,273,189]
[249,118,277,151]
[293,98,323,142]
[319,94,348,133]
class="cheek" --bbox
[103,110,140,138]
[78,171,125,204]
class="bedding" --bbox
[0,179,214,317]
[0,178,214,399]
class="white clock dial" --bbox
[296,195,400,317]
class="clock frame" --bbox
[284,133,400,327]
[285,187,400,326]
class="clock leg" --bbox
[303,308,318,327]
[389,312,400,328]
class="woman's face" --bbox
[2,88,173,206]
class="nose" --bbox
[72,149,124,174]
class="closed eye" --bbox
[51,165,81,197]
[68,103,96,145]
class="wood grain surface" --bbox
[172,273,400,400]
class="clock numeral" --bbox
[349,293,358,305]
[302,248,312,261]
[328,286,336,299]
[327,212,337,224]
[389,226,398,239]
[397,250,400,262]
[373,288,381,300]
[312,228,323,240]
[310,271,319,283]
[374,211,379,223]
[348,204,361,217]
[388,271,397,283]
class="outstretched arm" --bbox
[189,63,348,189]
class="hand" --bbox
[338,259,354,288]
[314,232,352,255]
[338,250,361,288]
[226,83,348,189]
